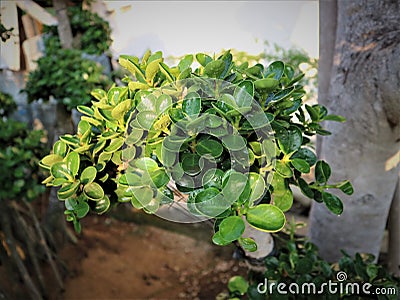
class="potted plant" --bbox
[40,50,353,249]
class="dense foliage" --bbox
[225,225,400,300]
[40,50,352,247]
[23,4,112,110]
[43,5,112,55]
[0,92,46,202]
[24,48,111,110]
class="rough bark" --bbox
[388,180,399,275]
[52,0,73,49]
[309,0,400,262]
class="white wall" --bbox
[99,1,318,59]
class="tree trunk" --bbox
[316,0,337,156]
[44,103,76,244]
[388,180,399,275]
[309,0,400,262]
[52,0,73,49]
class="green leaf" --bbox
[181,153,201,176]
[64,152,80,177]
[337,180,354,195]
[60,135,80,147]
[83,182,104,201]
[119,55,146,83]
[133,157,159,172]
[222,171,248,202]
[323,114,346,122]
[178,54,193,72]
[126,128,143,145]
[128,81,149,91]
[52,178,68,186]
[147,51,162,64]
[156,94,172,114]
[195,187,228,217]
[77,105,94,117]
[51,162,72,180]
[150,169,170,188]
[366,264,378,281]
[202,168,224,189]
[275,160,293,178]
[57,181,80,200]
[75,201,90,218]
[228,276,249,295]
[77,120,90,136]
[53,141,67,157]
[291,158,310,173]
[248,173,265,204]
[159,62,175,83]
[246,204,286,232]
[80,166,97,184]
[104,137,124,153]
[297,178,314,198]
[276,125,303,155]
[271,86,295,102]
[195,139,223,158]
[234,80,253,107]
[136,111,157,130]
[322,192,343,215]
[254,78,279,92]
[212,231,231,246]
[292,148,317,166]
[274,188,293,212]
[238,237,257,252]
[266,61,285,80]
[65,198,77,211]
[81,116,102,127]
[283,98,302,115]
[295,257,314,274]
[131,186,154,208]
[111,99,133,121]
[90,88,107,101]
[135,92,156,112]
[94,196,111,214]
[204,60,225,78]
[41,154,63,168]
[195,53,212,67]
[182,92,201,117]
[315,160,331,184]
[305,104,319,121]
[219,216,245,242]
[178,68,191,80]
[73,219,81,234]
[222,135,246,151]
[145,58,162,83]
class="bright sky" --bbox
[104,1,319,59]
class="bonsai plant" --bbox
[40,50,353,250]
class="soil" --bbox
[45,210,247,300]
[0,201,311,300]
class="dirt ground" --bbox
[0,202,310,300]
[46,211,247,300]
